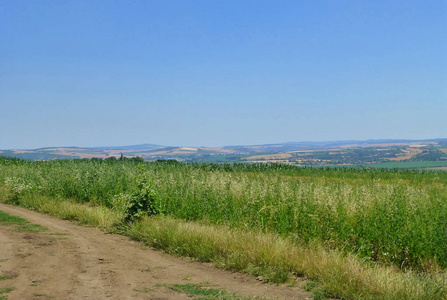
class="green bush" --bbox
[124,171,159,223]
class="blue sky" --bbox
[1,0,446,148]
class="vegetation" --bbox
[124,169,159,223]
[161,283,259,299]
[0,275,17,281]
[366,161,447,169]
[0,156,446,299]
[0,210,47,232]
[0,287,14,300]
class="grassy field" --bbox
[0,156,446,299]
[367,161,447,169]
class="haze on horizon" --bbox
[1,1,446,149]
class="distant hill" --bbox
[225,138,447,153]
[90,144,166,151]
[2,139,447,170]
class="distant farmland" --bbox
[1,139,447,170]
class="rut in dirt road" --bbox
[0,203,311,300]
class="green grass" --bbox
[0,274,17,281]
[128,216,446,300]
[0,287,14,300]
[0,210,47,233]
[133,288,154,293]
[1,157,447,299]
[0,288,14,294]
[162,283,261,299]
[33,293,55,298]
[367,160,447,169]
[0,210,26,224]
[2,193,445,299]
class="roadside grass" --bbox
[0,210,47,233]
[161,283,262,299]
[1,193,445,299]
[0,210,25,224]
[0,288,14,294]
[128,216,446,300]
[0,274,17,281]
[133,288,154,293]
[7,194,122,229]
[0,287,14,300]
[1,159,447,299]
[1,159,447,270]
[33,293,55,299]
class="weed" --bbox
[0,274,17,281]
[133,288,153,293]
[182,274,193,280]
[302,280,319,292]
[0,287,14,294]
[162,283,257,299]
[0,211,26,224]
[33,293,55,298]
[0,210,47,232]
[49,237,68,241]
[15,223,47,233]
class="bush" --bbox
[124,172,159,223]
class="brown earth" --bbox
[0,203,310,300]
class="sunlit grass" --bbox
[1,157,447,299]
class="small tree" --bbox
[124,172,159,223]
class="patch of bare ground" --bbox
[388,147,423,161]
[0,203,310,299]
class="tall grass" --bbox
[1,156,447,299]
[1,190,445,299]
[1,157,447,270]
[128,216,446,300]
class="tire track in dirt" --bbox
[0,203,310,299]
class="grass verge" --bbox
[0,274,17,281]
[0,287,14,300]
[162,283,260,299]
[1,194,446,299]
[0,210,47,233]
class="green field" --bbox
[1,156,446,299]
[367,161,447,169]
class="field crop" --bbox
[1,156,446,298]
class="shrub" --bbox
[124,172,159,223]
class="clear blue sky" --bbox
[1,0,446,149]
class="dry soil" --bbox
[0,203,310,300]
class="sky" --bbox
[1,0,446,149]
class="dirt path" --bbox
[0,203,310,300]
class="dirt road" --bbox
[0,203,310,299]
